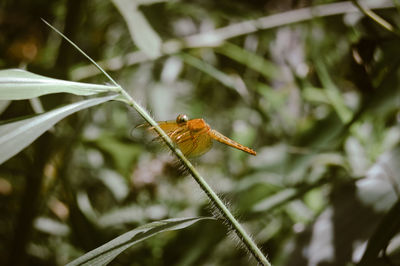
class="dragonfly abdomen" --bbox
[208,129,256,156]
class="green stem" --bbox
[43,20,271,265]
[120,90,271,266]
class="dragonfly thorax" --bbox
[187,119,210,132]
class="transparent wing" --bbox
[138,120,183,138]
[157,121,182,134]
[177,131,213,157]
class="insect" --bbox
[143,114,256,157]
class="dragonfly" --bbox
[142,114,256,157]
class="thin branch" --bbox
[70,0,396,81]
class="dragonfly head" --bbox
[176,114,189,125]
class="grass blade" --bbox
[0,69,120,100]
[66,217,213,266]
[314,60,353,123]
[0,94,117,164]
[216,42,279,80]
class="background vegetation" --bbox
[1,0,400,265]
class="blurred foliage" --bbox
[1,0,400,265]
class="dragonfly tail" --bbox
[209,129,256,156]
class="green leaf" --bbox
[66,217,214,266]
[252,188,298,213]
[179,53,237,89]
[0,69,120,100]
[216,42,280,80]
[314,60,353,123]
[92,135,142,176]
[358,199,400,265]
[0,94,117,164]
[112,0,162,59]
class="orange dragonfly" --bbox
[143,114,256,157]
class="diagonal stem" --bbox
[120,89,271,266]
[43,20,271,266]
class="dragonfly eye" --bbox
[176,114,188,124]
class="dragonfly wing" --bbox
[145,121,203,156]
[155,121,180,134]
[177,131,213,157]
[142,121,184,140]
[137,120,177,134]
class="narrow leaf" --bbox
[0,69,120,100]
[216,42,280,80]
[179,53,237,89]
[66,217,213,266]
[112,0,162,58]
[0,94,117,164]
[358,199,400,265]
[314,60,353,123]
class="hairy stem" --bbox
[120,89,270,266]
[43,20,271,265]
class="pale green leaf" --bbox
[0,69,120,100]
[179,53,236,89]
[66,217,213,266]
[0,94,117,164]
[216,42,280,80]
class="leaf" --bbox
[216,42,280,80]
[112,0,162,59]
[252,188,298,213]
[0,69,120,100]
[92,135,142,176]
[179,53,237,89]
[358,199,400,265]
[66,217,214,266]
[314,60,353,123]
[0,94,117,164]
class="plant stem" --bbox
[43,20,271,265]
[120,90,271,266]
